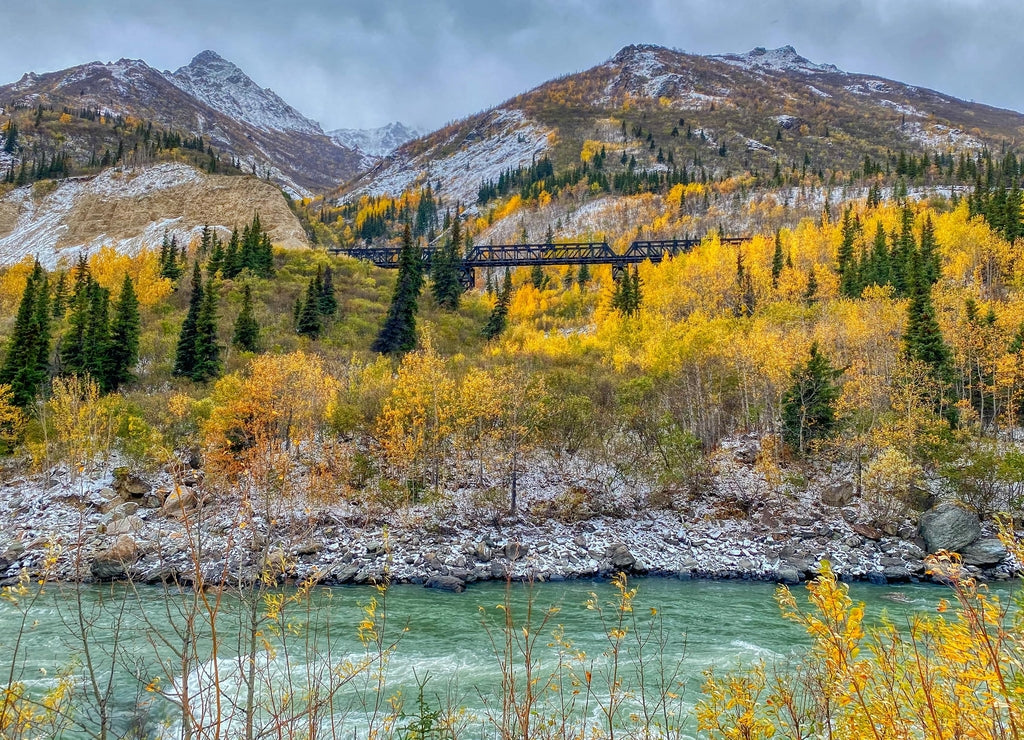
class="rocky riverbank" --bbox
[0,439,1017,593]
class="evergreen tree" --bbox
[206,232,225,278]
[530,262,546,290]
[61,275,91,377]
[919,215,940,286]
[837,210,858,297]
[903,275,953,383]
[232,283,260,352]
[51,271,68,318]
[482,270,512,340]
[317,265,338,317]
[804,268,818,304]
[83,282,111,389]
[223,228,241,279]
[771,230,784,290]
[577,262,591,286]
[191,280,222,382]
[173,261,204,378]
[106,274,140,391]
[296,279,323,338]
[372,223,423,354]
[0,261,50,407]
[781,342,843,454]
[431,211,462,310]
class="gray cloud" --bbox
[0,0,1019,131]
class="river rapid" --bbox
[0,577,994,739]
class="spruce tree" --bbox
[83,282,111,389]
[431,212,462,310]
[577,263,591,286]
[781,342,843,454]
[771,230,784,290]
[318,265,338,317]
[482,270,513,340]
[106,274,140,391]
[530,262,545,290]
[51,271,68,318]
[0,261,50,407]
[232,283,260,352]
[296,279,322,338]
[191,281,221,382]
[372,223,423,354]
[173,261,204,378]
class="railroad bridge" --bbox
[330,237,748,288]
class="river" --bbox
[0,576,986,738]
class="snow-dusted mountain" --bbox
[167,50,323,136]
[329,122,421,158]
[343,43,1024,206]
[0,52,363,195]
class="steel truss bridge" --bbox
[330,237,748,288]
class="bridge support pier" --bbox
[458,266,476,290]
[611,264,626,282]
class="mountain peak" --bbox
[329,121,422,158]
[167,50,322,135]
[712,45,843,75]
[187,50,227,66]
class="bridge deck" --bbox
[330,237,749,271]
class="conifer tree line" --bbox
[0,257,140,408]
[611,266,642,316]
[295,265,338,339]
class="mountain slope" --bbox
[0,163,307,268]
[329,122,422,158]
[343,44,1024,207]
[168,50,323,136]
[0,54,363,195]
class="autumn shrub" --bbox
[697,554,1024,739]
[861,446,924,528]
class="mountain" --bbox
[343,44,1024,206]
[329,122,421,159]
[0,162,307,268]
[0,53,363,195]
[168,50,322,136]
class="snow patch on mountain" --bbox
[167,51,322,135]
[347,109,551,207]
[901,121,985,151]
[0,163,209,268]
[329,122,421,158]
[713,46,843,75]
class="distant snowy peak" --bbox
[712,45,843,75]
[329,122,422,157]
[167,50,322,135]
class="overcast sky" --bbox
[0,0,1020,132]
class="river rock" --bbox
[961,538,1007,566]
[91,535,137,580]
[105,514,143,536]
[776,566,802,584]
[160,486,197,519]
[918,503,981,553]
[503,541,527,560]
[821,482,855,508]
[882,565,912,582]
[425,575,466,593]
[474,541,492,562]
[852,522,883,541]
[606,544,636,570]
[117,474,152,499]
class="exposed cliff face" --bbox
[0,163,307,268]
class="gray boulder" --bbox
[425,575,466,593]
[821,482,855,508]
[961,538,1007,567]
[606,544,636,570]
[918,502,981,553]
[91,535,138,580]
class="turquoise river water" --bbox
[0,577,1001,738]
